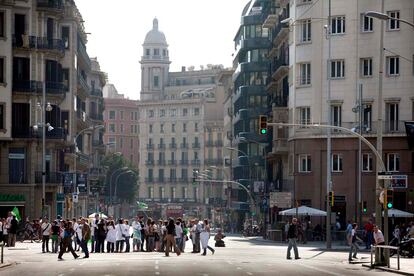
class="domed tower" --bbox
[140,18,171,101]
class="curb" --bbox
[362,263,413,276]
[0,262,14,269]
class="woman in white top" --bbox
[106,220,116,253]
[200,219,215,256]
[115,219,125,252]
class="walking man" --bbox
[41,217,51,253]
[286,218,300,260]
[348,223,361,262]
[80,218,90,258]
[58,221,79,260]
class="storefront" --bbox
[0,194,26,219]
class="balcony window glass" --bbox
[331,16,346,34]
[0,57,4,84]
[360,58,373,77]
[9,148,26,183]
[61,26,70,49]
[331,105,342,127]
[172,123,175,132]
[362,153,373,172]
[387,11,400,30]
[363,104,372,131]
[183,108,188,116]
[146,49,150,56]
[194,108,200,116]
[386,103,399,132]
[154,48,160,56]
[160,109,165,117]
[331,154,343,172]
[386,153,400,172]
[330,60,345,79]
[0,11,4,38]
[153,76,159,88]
[149,124,153,133]
[109,124,115,133]
[148,187,153,198]
[298,154,311,172]
[300,19,312,42]
[195,122,198,132]
[160,124,164,133]
[183,123,187,132]
[361,14,373,32]
[109,110,115,119]
[387,56,400,76]
[299,63,311,85]
[299,107,311,125]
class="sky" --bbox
[76,0,250,100]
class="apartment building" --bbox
[286,0,414,225]
[138,19,227,219]
[0,0,106,219]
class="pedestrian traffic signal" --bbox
[329,191,334,206]
[362,201,367,213]
[384,189,393,209]
[259,115,268,135]
[192,177,197,185]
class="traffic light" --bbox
[259,115,268,135]
[384,189,393,209]
[362,201,367,213]
[328,191,334,206]
[192,177,197,185]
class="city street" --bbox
[0,235,396,276]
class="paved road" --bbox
[0,236,392,276]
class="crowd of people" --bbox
[0,213,225,260]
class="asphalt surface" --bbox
[0,235,394,276]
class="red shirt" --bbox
[365,223,374,232]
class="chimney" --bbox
[181,66,186,72]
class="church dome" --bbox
[144,18,168,45]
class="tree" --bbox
[101,153,139,204]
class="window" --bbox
[362,153,373,172]
[361,14,373,32]
[120,137,123,148]
[170,169,176,180]
[153,76,159,88]
[160,109,165,117]
[0,11,4,38]
[0,104,5,130]
[193,187,198,200]
[182,108,188,116]
[130,139,133,148]
[360,58,373,77]
[181,168,188,179]
[330,60,345,79]
[331,105,342,127]
[158,169,164,182]
[148,109,154,118]
[61,26,70,49]
[386,103,399,132]
[194,108,200,116]
[109,110,115,120]
[108,137,115,144]
[195,122,199,132]
[183,123,187,132]
[120,124,123,132]
[130,125,134,133]
[171,123,175,132]
[331,154,343,172]
[0,57,4,84]
[130,112,133,120]
[299,63,311,85]
[387,56,400,76]
[149,124,153,133]
[182,187,188,198]
[300,19,312,42]
[299,107,311,125]
[387,11,400,30]
[386,153,400,172]
[298,154,311,172]
[170,109,176,117]
[9,148,26,183]
[160,124,164,133]
[171,187,176,199]
[154,48,160,56]
[331,16,346,34]
[146,49,150,56]
[159,187,165,199]
[363,104,372,131]
[148,187,153,198]
[163,49,166,56]
[109,124,115,133]
[120,111,123,120]
[135,112,138,120]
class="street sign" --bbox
[254,181,264,193]
[269,192,292,208]
[377,172,393,180]
[389,175,407,188]
[72,193,78,203]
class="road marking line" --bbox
[202,274,209,276]
[155,260,159,265]
[115,263,120,266]
[297,263,344,276]
[69,268,75,272]
[57,274,65,276]
[237,267,242,270]
[247,273,253,276]
[155,265,159,270]
[155,272,160,275]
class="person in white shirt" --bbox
[41,218,51,253]
[373,225,385,264]
[175,221,183,252]
[105,220,116,253]
[132,217,142,252]
[115,219,125,252]
[123,220,131,253]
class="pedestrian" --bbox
[165,218,181,257]
[96,219,106,253]
[51,220,60,253]
[2,218,8,246]
[8,215,18,247]
[106,220,116,253]
[132,217,142,252]
[346,220,352,246]
[72,218,80,251]
[91,214,99,253]
[147,218,155,252]
[200,219,215,256]
[194,219,201,253]
[175,220,183,251]
[373,225,385,264]
[139,216,145,251]
[58,221,79,260]
[348,223,361,262]
[284,220,290,242]
[80,218,90,258]
[286,218,300,260]
[41,217,51,253]
[0,218,3,243]
[115,219,124,252]
[364,219,374,249]
[123,219,131,253]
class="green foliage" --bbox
[101,153,139,203]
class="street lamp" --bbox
[109,166,129,208]
[365,11,414,28]
[113,170,134,203]
[73,124,104,217]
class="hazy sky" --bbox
[76,0,249,100]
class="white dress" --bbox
[106,225,117,243]
[115,224,124,241]
[200,225,210,249]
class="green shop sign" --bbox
[0,194,25,202]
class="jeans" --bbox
[80,239,89,258]
[366,232,373,249]
[287,238,299,259]
[90,236,95,252]
[124,237,130,252]
[58,237,78,259]
[349,242,359,260]
[8,233,16,247]
[194,233,200,252]
[175,237,182,251]
[42,235,50,252]
[148,236,155,252]
[116,240,124,252]
[106,242,114,253]
[95,237,105,253]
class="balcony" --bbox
[180,160,189,165]
[169,143,177,149]
[12,126,35,139]
[205,159,224,166]
[180,143,189,149]
[179,178,189,183]
[214,140,223,147]
[272,139,288,154]
[157,160,166,166]
[90,88,103,97]
[36,0,64,12]
[147,144,154,150]
[35,171,63,184]
[46,81,67,96]
[205,140,214,147]
[12,35,64,54]
[77,40,91,68]
[169,178,177,183]
[191,160,201,166]
[145,160,154,166]
[45,127,66,139]
[158,144,166,150]
[77,73,90,95]
[12,80,42,93]
[145,178,154,183]
[156,178,166,183]
[89,112,103,121]
[168,160,177,166]
[192,142,200,149]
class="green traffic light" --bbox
[363,208,367,213]
[387,203,393,209]
[261,129,267,134]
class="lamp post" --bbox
[73,124,104,217]
[109,166,129,208]
[365,11,414,28]
[113,170,134,218]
